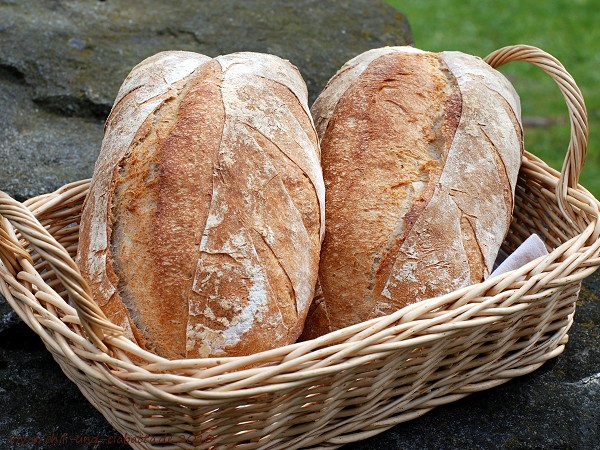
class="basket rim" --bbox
[1,149,599,381]
[0,43,598,388]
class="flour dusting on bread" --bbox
[78,51,323,359]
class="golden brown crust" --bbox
[78,51,323,359]
[109,60,225,359]
[303,48,522,339]
[184,53,322,358]
[77,52,209,347]
[303,52,452,337]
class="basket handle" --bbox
[0,191,123,352]
[484,45,589,223]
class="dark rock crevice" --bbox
[32,95,111,120]
[0,63,26,85]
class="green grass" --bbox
[386,0,600,197]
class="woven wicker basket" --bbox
[1,45,599,449]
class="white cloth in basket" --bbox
[489,234,549,279]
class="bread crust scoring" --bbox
[304,47,523,339]
[77,51,324,359]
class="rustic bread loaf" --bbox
[77,51,324,359]
[302,46,523,339]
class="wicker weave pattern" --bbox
[1,45,599,449]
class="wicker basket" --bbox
[1,45,599,449]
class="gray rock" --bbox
[0,321,129,450]
[0,0,412,202]
[0,80,104,203]
[0,0,412,332]
[0,293,19,334]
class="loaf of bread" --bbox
[77,51,324,359]
[302,46,523,339]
